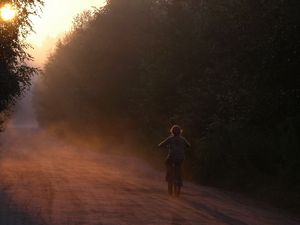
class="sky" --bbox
[27,0,106,66]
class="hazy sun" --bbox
[1,4,17,21]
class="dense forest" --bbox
[34,0,300,210]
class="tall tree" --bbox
[0,0,43,130]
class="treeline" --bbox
[34,0,299,210]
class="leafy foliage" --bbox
[0,0,43,129]
[35,0,300,210]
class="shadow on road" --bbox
[170,212,187,225]
[189,200,248,225]
[0,188,46,225]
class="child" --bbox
[158,125,191,196]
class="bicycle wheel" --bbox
[168,181,173,195]
[167,163,176,196]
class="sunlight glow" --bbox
[27,0,106,67]
[1,4,16,21]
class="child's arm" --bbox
[158,137,171,148]
[183,137,191,148]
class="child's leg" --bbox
[165,157,174,195]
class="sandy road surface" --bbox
[0,129,299,225]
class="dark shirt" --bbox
[158,135,191,161]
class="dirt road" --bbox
[0,129,299,225]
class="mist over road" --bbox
[0,129,299,225]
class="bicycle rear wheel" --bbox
[174,185,181,197]
[168,181,173,195]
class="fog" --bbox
[7,87,39,129]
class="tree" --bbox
[0,0,43,130]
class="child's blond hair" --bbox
[170,125,182,136]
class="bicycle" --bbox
[166,160,182,197]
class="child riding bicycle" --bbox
[158,125,191,197]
